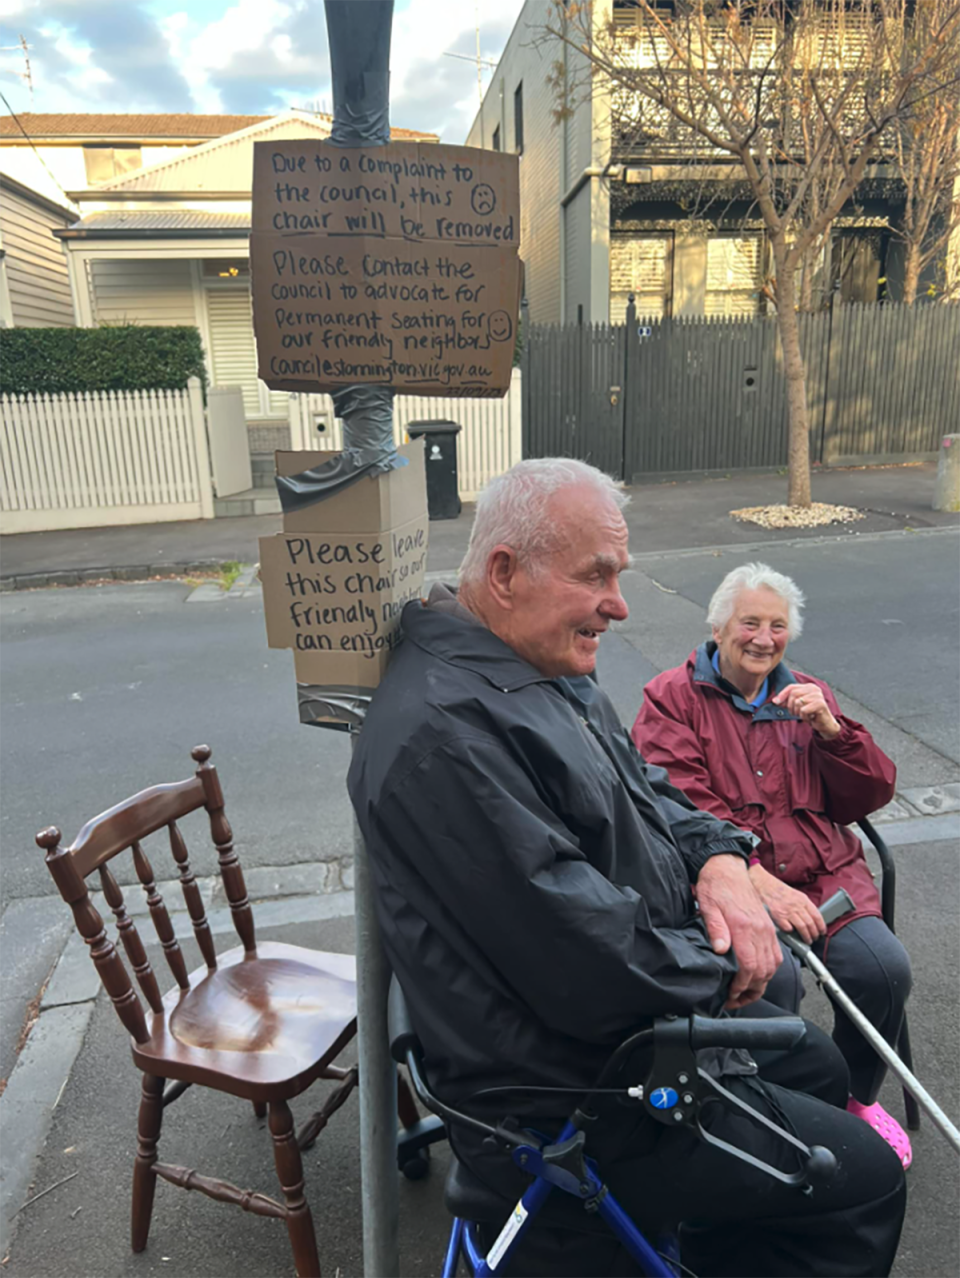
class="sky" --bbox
[0,0,527,143]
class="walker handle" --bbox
[689,1014,806,1052]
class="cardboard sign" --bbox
[259,441,428,695]
[250,140,521,397]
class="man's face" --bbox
[713,587,790,686]
[503,489,630,678]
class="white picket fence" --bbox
[1,378,214,534]
[287,367,523,500]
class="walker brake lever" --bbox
[638,1016,836,1190]
[692,1070,837,1189]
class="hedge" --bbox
[0,325,207,396]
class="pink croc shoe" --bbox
[847,1098,913,1169]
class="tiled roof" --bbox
[0,113,270,139]
[85,113,436,196]
[0,112,438,143]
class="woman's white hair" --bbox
[707,562,806,641]
[459,458,628,585]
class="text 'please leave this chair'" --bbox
[37,744,365,1278]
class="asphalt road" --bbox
[0,580,355,912]
[2,527,957,921]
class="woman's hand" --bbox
[772,683,841,740]
[748,863,826,944]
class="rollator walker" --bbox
[389,979,837,1278]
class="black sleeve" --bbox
[642,752,756,879]
[367,731,739,1043]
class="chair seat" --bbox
[132,941,357,1101]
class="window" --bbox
[83,147,142,183]
[609,234,671,322]
[514,83,524,154]
[704,236,762,316]
[492,125,501,152]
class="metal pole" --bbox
[351,732,399,1275]
[782,933,960,1155]
[323,4,400,1272]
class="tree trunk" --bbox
[903,243,921,306]
[773,247,813,507]
[799,261,813,311]
[799,245,816,312]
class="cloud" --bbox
[390,0,522,140]
[1,0,193,111]
[196,0,332,116]
[0,0,525,140]
[45,0,193,106]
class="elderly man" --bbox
[633,563,913,1170]
[349,463,905,1277]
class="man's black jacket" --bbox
[347,597,756,1111]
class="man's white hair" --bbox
[707,563,806,641]
[459,458,628,585]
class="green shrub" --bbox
[0,326,207,396]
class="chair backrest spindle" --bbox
[169,820,217,970]
[38,828,150,1044]
[192,746,256,955]
[131,840,190,990]
[38,745,254,1031]
[98,864,164,1013]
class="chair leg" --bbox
[898,1015,922,1131]
[397,1069,420,1130]
[132,1073,165,1253]
[269,1098,321,1278]
[252,1100,267,1118]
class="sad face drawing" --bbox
[471,183,497,216]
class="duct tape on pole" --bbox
[325,3,400,1275]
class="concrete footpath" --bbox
[2,460,957,589]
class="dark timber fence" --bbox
[522,301,960,480]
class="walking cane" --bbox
[779,888,960,1155]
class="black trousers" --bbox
[466,1004,907,1278]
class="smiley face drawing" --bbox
[488,310,513,343]
[471,182,497,216]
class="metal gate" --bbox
[522,320,626,477]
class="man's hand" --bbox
[749,864,826,944]
[771,683,841,740]
[695,855,781,1009]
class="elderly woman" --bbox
[632,562,913,1168]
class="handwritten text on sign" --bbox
[250,141,521,397]
[260,517,429,662]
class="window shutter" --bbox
[610,236,669,322]
[705,237,762,316]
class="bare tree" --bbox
[546,0,960,506]
[887,0,960,302]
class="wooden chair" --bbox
[37,744,369,1277]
